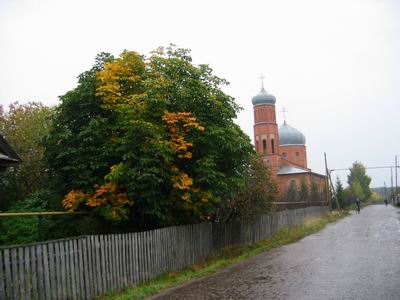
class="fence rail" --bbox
[0,206,328,300]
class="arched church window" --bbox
[296,152,300,157]
[282,152,287,158]
[255,135,259,152]
[271,139,275,154]
[262,139,267,154]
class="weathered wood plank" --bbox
[113,234,121,290]
[47,243,56,300]
[54,242,62,300]
[163,228,167,273]
[85,237,94,299]
[68,240,77,300]
[30,246,38,300]
[36,245,45,300]
[148,231,153,279]
[11,248,19,300]
[139,232,144,282]
[156,230,160,277]
[76,239,85,299]
[107,234,113,291]
[42,244,51,300]
[74,239,82,299]
[64,240,71,299]
[93,235,102,296]
[109,234,116,291]
[0,251,6,300]
[126,233,133,284]
[18,247,26,300]
[97,235,104,294]
[59,241,67,299]
[145,231,150,281]
[81,238,90,300]
[133,232,139,284]
[121,234,127,287]
[4,249,13,300]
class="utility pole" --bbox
[384,181,387,202]
[324,153,331,209]
[391,167,394,203]
[396,155,398,204]
[324,153,340,210]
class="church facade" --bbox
[251,86,326,203]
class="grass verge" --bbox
[99,210,348,300]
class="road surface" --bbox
[148,205,400,300]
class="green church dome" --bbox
[252,87,276,105]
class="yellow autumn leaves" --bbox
[163,112,205,203]
[63,183,132,220]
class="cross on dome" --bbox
[258,74,265,89]
[280,107,288,123]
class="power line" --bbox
[330,166,400,172]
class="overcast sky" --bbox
[1,0,399,188]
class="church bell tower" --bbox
[252,79,281,174]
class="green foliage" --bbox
[0,102,53,210]
[286,180,298,201]
[0,189,49,245]
[310,180,321,202]
[44,46,255,229]
[335,176,347,208]
[298,178,309,202]
[216,154,277,222]
[43,52,116,199]
[347,161,371,201]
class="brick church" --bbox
[251,85,326,202]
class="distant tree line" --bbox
[283,161,375,208]
[334,161,375,208]
[284,178,325,203]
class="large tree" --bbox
[45,46,255,229]
[0,102,53,210]
[347,161,371,201]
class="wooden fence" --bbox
[0,206,328,300]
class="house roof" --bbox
[0,135,21,167]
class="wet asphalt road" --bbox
[148,205,400,300]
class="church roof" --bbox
[277,165,309,175]
[279,122,306,146]
[277,165,325,178]
[252,87,276,105]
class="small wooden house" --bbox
[0,135,21,171]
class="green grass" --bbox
[99,210,348,300]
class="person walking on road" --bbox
[355,198,361,213]
[384,198,388,206]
